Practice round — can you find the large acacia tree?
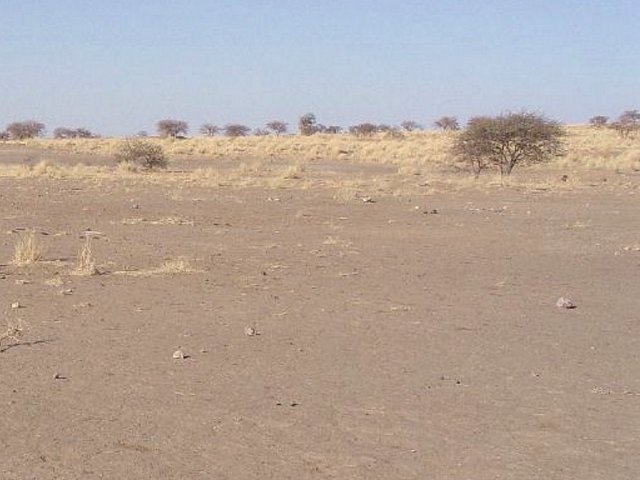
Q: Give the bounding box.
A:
[156,119,189,138]
[6,120,46,140]
[298,113,317,136]
[453,112,564,176]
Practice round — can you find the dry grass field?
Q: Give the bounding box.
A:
[1,127,639,479]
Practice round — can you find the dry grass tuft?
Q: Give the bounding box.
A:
[72,237,99,276]
[281,163,306,179]
[121,216,194,226]
[0,318,26,349]
[116,160,139,174]
[333,186,358,203]
[12,231,44,266]
[114,258,198,277]
[155,259,196,274]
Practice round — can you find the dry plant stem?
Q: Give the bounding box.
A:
[74,237,98,275]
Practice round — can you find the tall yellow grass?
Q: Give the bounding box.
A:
[17,126,638,171]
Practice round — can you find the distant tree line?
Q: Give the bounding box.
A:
[53,127,99,139]
[1,110,637,145]
[589,110,640,138]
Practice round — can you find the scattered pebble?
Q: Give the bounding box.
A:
[60,289,74,296]
[244,326,258,337]
[556,297,577,309]
[361,196,375,203]
[11,302,21,309]
[52,373,66,380]
[15,279,31,285]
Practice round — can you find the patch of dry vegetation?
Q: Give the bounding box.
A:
[113,259,198,277]
[554,125,640,170]
[0,127,635,199]
[17,126,639,172]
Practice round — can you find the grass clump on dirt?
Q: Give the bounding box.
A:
[12,231,44,266]
[115,140,168,171]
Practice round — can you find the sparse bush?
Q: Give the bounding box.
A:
[400,120,422,132]
[115,140,168,170]
[0,131,8,141]
[609,110,640,138]
[253,128,270,136]
[156,119,189,138]
[266,120,288,136]
[452,111,564,176]
[298,113,317,136]
[589,116,609,128]
[6,120,45,140]
[199,123,219,136]
[434,116,460,131]
[224,124,251,137]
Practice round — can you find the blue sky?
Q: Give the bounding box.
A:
[1,0,638,136]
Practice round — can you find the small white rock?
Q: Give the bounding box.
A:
[172,349,185,360]
[244,326,257,336]
[11,302,21,309]
[556,297,577,309]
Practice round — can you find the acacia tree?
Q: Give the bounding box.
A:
[199,123,220,136]
[400,120,422,132]
[266,120,288,136]
[589,116,608,128]
[156,119,188,138]
[224,124,251,137]
[434,116,460,131]
[452,112,564,177]
[6,120,45,140]
[298,113,317,136]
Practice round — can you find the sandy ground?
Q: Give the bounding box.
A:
[1,150,639,479]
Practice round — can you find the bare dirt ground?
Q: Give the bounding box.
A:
[1,149,639,479]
